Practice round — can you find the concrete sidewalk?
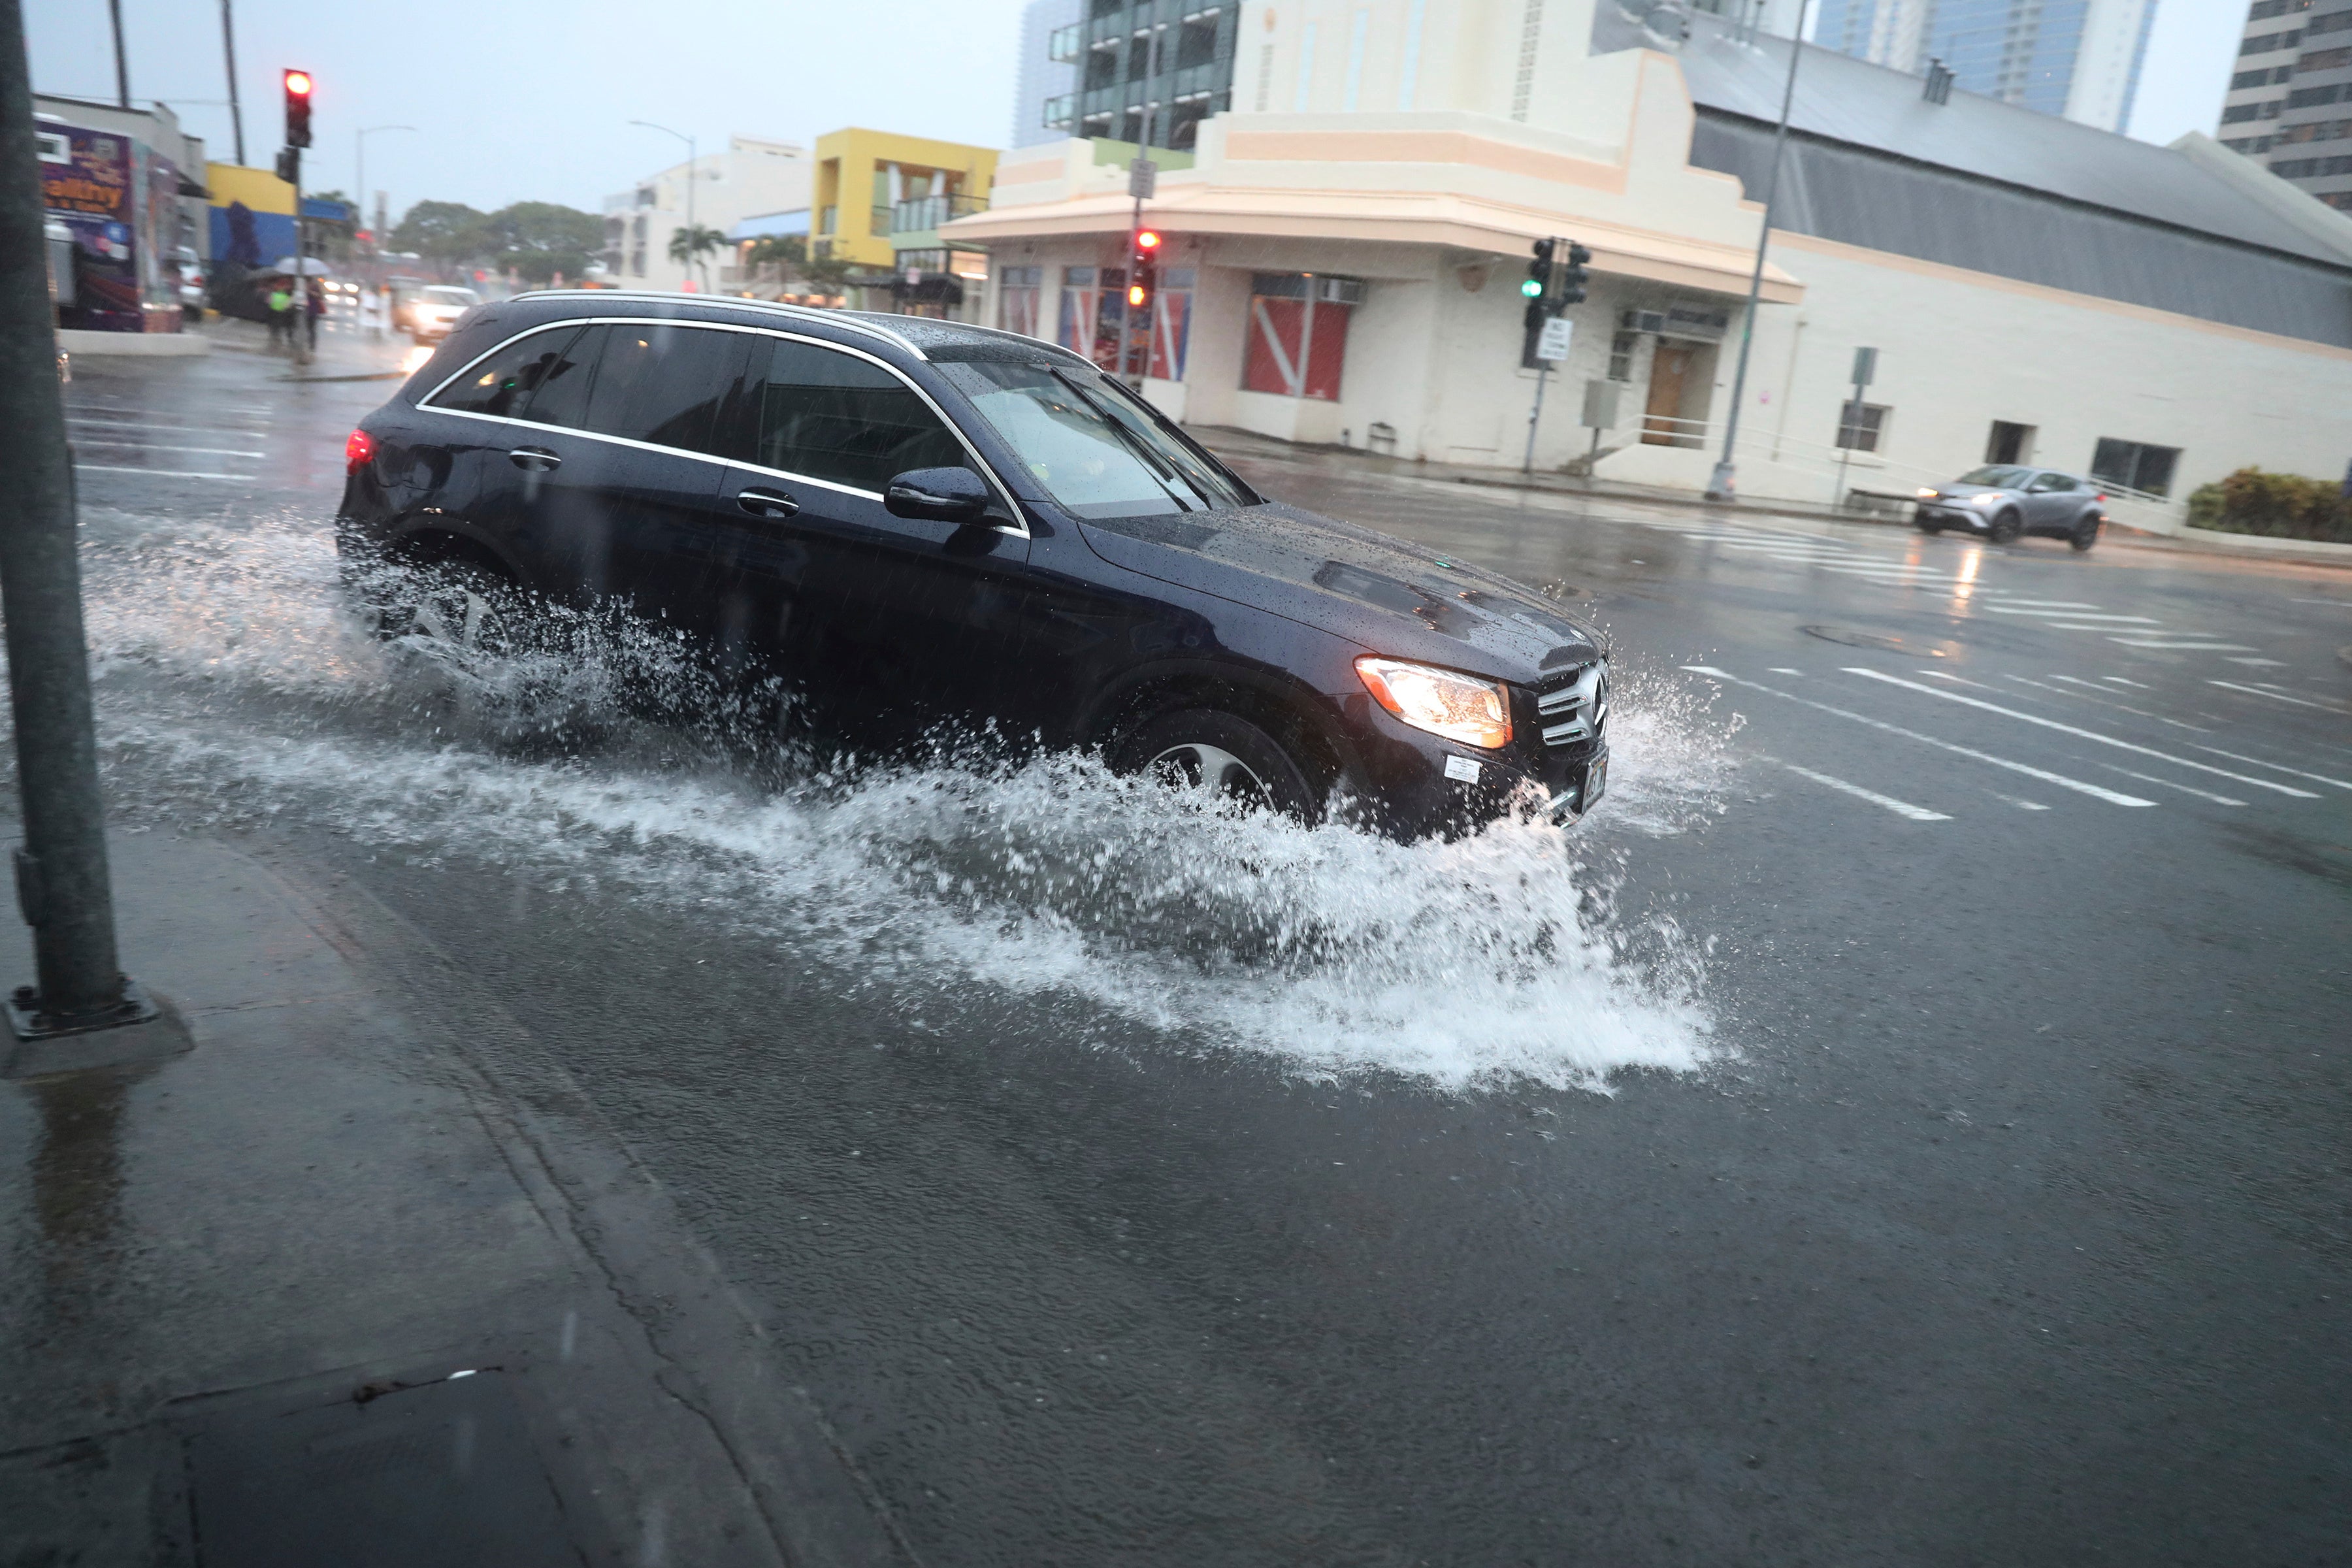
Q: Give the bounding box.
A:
[0,828,907,1567]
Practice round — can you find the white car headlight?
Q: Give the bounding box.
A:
[1972,493,2006,507]
[1356,657,1512,750]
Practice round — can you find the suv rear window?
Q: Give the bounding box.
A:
[427,325,584,419]
[575,324,749,456]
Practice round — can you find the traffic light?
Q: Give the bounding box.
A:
[274,146,299,184]
[284,69,313,149]
[1523,237,1554,334]
[1558,241,1592,308]
[1128,227,1162,310]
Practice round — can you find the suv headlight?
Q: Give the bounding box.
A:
[1355,657,1512,749]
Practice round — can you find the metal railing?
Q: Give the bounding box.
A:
[889,193,990,236]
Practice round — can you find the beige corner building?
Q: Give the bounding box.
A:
[949,0,2352,517]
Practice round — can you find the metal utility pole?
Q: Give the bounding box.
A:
[630,120,698,291]
[355,125,414,252]
[1705,0,1811,503]
[105,0,129,108]
[1121,9,1162,387]
[219,0,244,164]
[0,0,144,1036]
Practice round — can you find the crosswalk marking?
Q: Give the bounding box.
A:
[1776,760,1952,821]
[1984,607,2161,623]
[2097,764,2245,806]
[1842,669,2322,797]
[71,464,248,482]
[2112,639,2258,651]
[1682,666,2157,806]
[2207,681,2348,713]
[2190,745,2352,791]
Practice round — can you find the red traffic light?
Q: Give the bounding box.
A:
[284,69,314,148]
[1135,229,1162,252]
[284,69,312,97]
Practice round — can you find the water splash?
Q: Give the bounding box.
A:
[71,515,1731,1093]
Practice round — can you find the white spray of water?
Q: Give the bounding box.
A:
[73,516,1736,1093]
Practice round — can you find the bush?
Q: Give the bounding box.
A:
[2186,466,2352,543]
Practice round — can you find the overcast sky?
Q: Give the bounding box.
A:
[27,0,2248,224]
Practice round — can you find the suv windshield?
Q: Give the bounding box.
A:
[938,359,1255,518]
[1957,465,2031,487]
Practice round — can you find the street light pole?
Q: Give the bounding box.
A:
[630,120,698,292]
[1705,0,1810,503]
[355,124,414,251]
[218,0,244,163]
[0,0,152,1040]
[105,0,128,108]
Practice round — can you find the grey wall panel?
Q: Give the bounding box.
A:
[1691,113,2352,347]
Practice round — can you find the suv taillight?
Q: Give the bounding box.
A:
[344,427,376,475]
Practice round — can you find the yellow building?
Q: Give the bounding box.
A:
[811,128,998,271]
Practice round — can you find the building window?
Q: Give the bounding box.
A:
[1049,21,1085,60]
[2249,0,2314,17]
[2243,28,2304,53]
[2301,45,2352,69]
[1178,8,1222,67]
[2090,438,2181,497]
[1607,329,1637,382]
[1835,400,1890,453]
[2312,7,2352,32]
[1149,267,1196,381]
[998,265,1044,338]
[1243,273,1361,400]
[1043,93,1075,129]
[2325,189,2352,207]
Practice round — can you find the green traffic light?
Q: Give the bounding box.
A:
[1520,278,1543,298]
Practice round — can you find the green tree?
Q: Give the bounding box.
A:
[389,200,493,262]
[484,201,604,284]
[667,222,727,272]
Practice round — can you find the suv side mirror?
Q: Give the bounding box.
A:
[885,466,992,524]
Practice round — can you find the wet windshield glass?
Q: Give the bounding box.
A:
[939,360,1254,518]
[1957,465,2031,487]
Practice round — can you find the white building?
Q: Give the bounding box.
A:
[945,0,2352,515]
[602,135,811,293]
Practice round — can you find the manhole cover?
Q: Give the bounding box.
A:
[1801,624,1948,657]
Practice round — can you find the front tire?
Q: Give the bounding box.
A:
[1989,508,2023,544]
[1112,707,1318,821]
[1916,514,1942,536]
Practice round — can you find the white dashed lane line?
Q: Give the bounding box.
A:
[1842,669,2321,797]
[1682,666,2157,806]
[1773,760,1953,821]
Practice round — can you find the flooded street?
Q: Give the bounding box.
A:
[20,345,2352,1565]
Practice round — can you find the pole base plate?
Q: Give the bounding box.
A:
[3,979,190,1078]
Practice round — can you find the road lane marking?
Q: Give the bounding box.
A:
[2224,657,2287,666]
[1982,599,2100,609]
[1984,608,2162,623]
[69,416,269,438]
[2110,639,2259,651]
[2097,764,2245,806]
[2010,674,2208,730]
[71,440,265,459]
[2206,680,2349,713]
[2046,622,2163,631]
[1841,669,2322,798]
[2190,745,2352,791]
[1992,794,2051,810]
[1774,760,1952,821]
[71,464,249,481]
[2100,676,2149,687]
[1681,666,2157,806]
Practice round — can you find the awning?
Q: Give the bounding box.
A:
[942,186,1802,304]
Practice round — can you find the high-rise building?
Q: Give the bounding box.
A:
[2220,0,2352,211]
[1013,0,1240,152]
[1808,0,2158,130]
[1013,0,1084,149]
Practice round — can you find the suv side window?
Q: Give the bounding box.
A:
[508,322,604,431]
[427,325,583,417]
[748,337,969,493]
[2029,472,2074,493]
[576,323,751,457]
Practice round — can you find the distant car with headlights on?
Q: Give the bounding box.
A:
[1914,465,2107,551]
[393,284,482,344]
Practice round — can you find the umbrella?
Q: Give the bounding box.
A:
[270,256,333,276]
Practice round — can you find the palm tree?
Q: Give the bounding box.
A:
[666,223,727,291]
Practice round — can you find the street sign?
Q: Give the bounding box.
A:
[1581,378,1619,429]
[1851,345,1878,387]
[1128,158,1158,199]
[1537,316,1574,363]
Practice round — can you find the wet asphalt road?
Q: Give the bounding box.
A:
[38,342,2352,1565]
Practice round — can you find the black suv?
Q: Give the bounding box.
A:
[336,292,1610,836]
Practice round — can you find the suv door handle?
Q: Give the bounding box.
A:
[736,488,799,519]
[508,447,560,472]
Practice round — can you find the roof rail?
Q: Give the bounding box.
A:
[506,289,928,359]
